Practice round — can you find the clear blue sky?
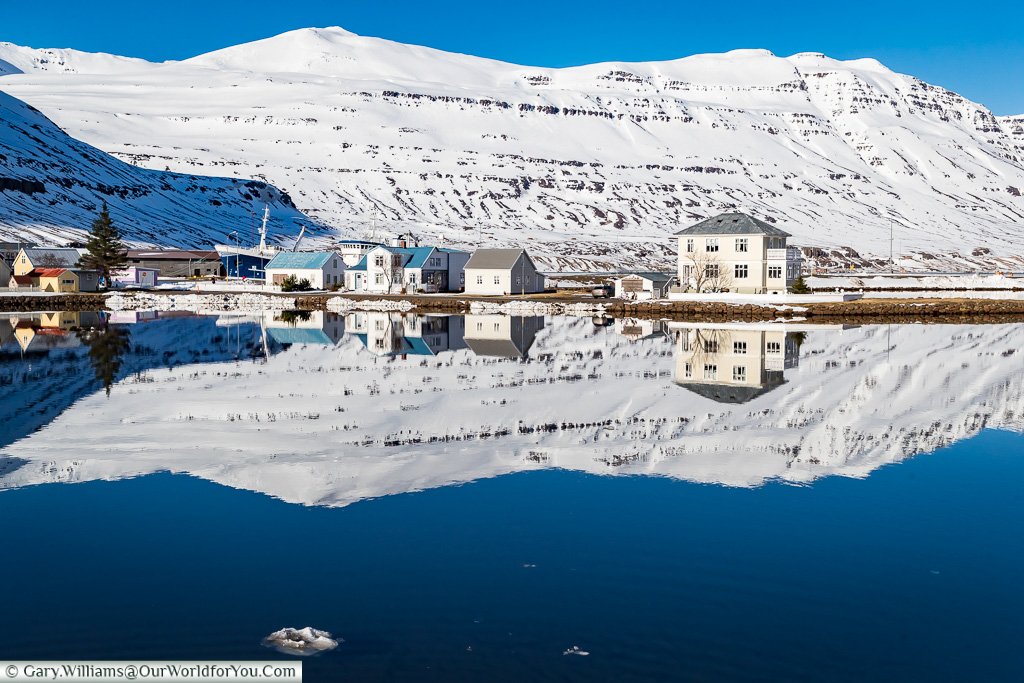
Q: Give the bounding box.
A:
[4,0,1022,114]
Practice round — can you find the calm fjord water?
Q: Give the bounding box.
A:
[1,312,1022,681]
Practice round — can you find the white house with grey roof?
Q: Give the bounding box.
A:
[675,213,802,294]
[463,249,545,296]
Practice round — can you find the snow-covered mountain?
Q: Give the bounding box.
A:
[2,28,1024,268]
[2,318,1022,506]
[0,89,312,246]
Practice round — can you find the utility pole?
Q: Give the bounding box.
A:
[889,218,894,274]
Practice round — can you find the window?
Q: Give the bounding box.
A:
[767,341,781,353]
[705,264,719,279]
[705,238,719,252]
[494,323,500,331]
[686,238,695,253]
[476,322,483,331]
[408,273,416,283]
[733,366,747,381]
[375,273,384,285]
[684,362,692,378]
[734,264,749,279]
[375,320,386,331]
[494,275,501,285]
[682,265,692,280]
[476,275,483,285]
[734,341,747,354]
[735,238,748,252]
[703,339,718,353]
[374,255,385,268]
[768,266,783,279]
[703,364,717,380]
[333,259,338,268]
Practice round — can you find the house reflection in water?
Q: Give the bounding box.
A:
[614,317,669,342]
[671,323,800,403]
[463,315,545,359]
[265,310,346,346]
[8,312,104,353]
[345,312,467,356]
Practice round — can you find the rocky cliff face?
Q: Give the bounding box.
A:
[1,29,1023,268]
[0,89,314,246]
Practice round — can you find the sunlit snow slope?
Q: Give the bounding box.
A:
[0,89,314,246]
[2,28,1024,267]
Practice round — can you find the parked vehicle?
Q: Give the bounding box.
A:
[592,284,614,298]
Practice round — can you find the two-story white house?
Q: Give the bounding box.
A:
[345,246,470,293]
[675,213,802,294]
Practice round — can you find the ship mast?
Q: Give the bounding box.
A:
[258,205,270,254]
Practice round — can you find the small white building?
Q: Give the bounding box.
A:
[264,251,347,290]
[613,272,675,300]
[463,249,545,296]
[111,266,158,288]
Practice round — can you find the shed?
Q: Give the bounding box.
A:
[613,272,675,300]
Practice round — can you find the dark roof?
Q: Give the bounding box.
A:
[465,249,529,270]
[22,248,82,265]
[127,249,220,260]
[675,213,791,237]
[464,337,528,358]
[676,373,786,404]
[619,272,675,284]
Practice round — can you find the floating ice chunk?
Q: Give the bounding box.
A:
[563,645,589,656]
[263,627,340,656]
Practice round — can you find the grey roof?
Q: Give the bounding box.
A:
[465,248,528,270]
[465,338,528,358]
[619,272,675,284]
[22,248,82,266]
[676,372,786,404]
[675,213,791,237]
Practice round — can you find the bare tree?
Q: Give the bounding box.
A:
[37,253,70,268]
[680,252,733,293]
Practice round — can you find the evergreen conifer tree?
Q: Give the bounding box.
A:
[77,323,131,396]
[81,202,127,287]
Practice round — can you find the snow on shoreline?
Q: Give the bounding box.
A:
[106,292,296,312]
[467,300,608,315]
[326,297,414,312]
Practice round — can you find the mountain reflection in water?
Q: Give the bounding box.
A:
[1,311,1021,506]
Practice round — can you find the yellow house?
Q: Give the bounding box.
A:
[13,248,83,276]
[35,268,80,293]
